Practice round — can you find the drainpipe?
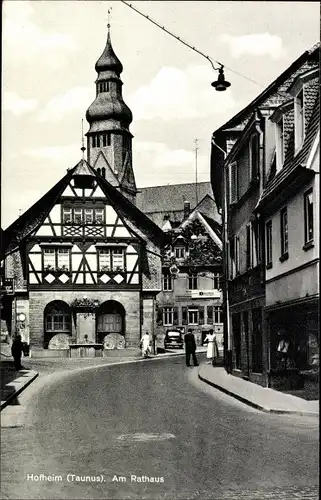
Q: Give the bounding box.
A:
[152,295,156,355]
[211,138,232,373]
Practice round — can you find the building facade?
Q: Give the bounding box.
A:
[211,43,319,386]
[1,28,165,357]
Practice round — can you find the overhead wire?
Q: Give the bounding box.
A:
[120,0,292,99]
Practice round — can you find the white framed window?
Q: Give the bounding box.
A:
[246,224,252,270]
[43,248,70,271]
[214,306,222,324]
[280,207,288,257]
[304,189,313,244]
[57,248,70,271]
[266,220,273,268]
[112,249,124,271]
[163,307,174,326]
[235,236,240,275]
[175,246,185,259]
[95,209,104,223]
[188,274,198,290]
[85,209,93,224]
[249,134,259,181]
[188,308,199,325]
[98,249,111,271]
[275,117,284,172]
[43,248,56,270]
[228,161,238,204]
[213,273,220,290]
[74,208,82,224]
[63,208,72,223]
[163,274,172,291]
[294,89,304,153]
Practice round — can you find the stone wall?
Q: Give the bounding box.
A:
[29,290,141,352]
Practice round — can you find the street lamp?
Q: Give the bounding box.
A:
[211,137,232,373]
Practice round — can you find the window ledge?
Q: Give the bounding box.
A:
[303,241,314,251]
[266,262,273,270]
[279,252,289,263]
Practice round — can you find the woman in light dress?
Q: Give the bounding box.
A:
[204,329,219,366]
[140,332,151,358]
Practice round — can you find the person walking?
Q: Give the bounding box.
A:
[11,335,24,370]
[204,329,219,366]
[140,332,151,358]
[184,329,199,367]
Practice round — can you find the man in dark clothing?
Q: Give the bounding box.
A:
[184,329,199,367]
[11,335,24,370]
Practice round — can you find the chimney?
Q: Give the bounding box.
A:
[184,201,191,219]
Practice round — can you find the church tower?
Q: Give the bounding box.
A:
[85,25,137,203]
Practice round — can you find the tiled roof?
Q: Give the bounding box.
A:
[257,89,319,207]
[136,182,213,214]
[2,163,167,257]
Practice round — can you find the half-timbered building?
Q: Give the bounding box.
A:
[1,27,166,357]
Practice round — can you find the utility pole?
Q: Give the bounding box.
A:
[194,139,199,206]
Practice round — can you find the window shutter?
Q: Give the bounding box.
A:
[182,307,188,325]
[199,306,205,325]
[207,306,213,325]
[229,162,238,204]
[173,307,179,325]
[156,307,163,326]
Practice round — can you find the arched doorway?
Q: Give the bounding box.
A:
[96,300,125,349]
[44,300,71,349]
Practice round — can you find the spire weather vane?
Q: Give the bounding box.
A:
[108,7,112,29]
[81,119,86,159]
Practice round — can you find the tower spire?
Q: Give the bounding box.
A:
[81,119,86,159]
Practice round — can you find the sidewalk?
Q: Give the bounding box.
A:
[199,364,319,416]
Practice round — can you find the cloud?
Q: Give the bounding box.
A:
[219,33,286,59]
[24,143,80,164]
[37,87,93,122]
[128,65,235,121]
[134,141,209,185]
[3,1,77,57]
[3,91,38,115]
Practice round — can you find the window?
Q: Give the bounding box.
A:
[45,303,71,332]
[235,236,240,275]
[63,207,105,224]
[92,135,96,148]
[98,249,111,271]
[188,308,199,325]
[163,274,172,291]
[163,307,174,326]
[63,208,72,223]
[214,306,222,324]
[188,274,198,290]
[246,224,252,270]
[57,248,70,271]
[43,248,55,270]
[74,208,82,224]
[98,248,124,272]
[102,133,111,147]
[43,248,70,271]
[295,89,304,152]
[228,238,237,279]
[96,134,100,148]
[85,209,93,224]
[304,189,313,244]
[213,273,220,290]
[275,118,284,171]
[175,246,185,259]
[229,161,238,204]
[280,207,288,258]
[266,220,272,268]
[249,134,259,181]
[113,249,124,270]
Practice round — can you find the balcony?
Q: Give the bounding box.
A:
[191,289,222,300]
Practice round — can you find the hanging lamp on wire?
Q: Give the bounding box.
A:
[211,65,231,91]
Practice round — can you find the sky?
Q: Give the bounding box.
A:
[2,0,319,229]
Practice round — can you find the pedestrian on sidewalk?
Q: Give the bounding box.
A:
[184,329,199,367]
[11,335,24,370]
[204,329,219,366]
[140,332,151,358]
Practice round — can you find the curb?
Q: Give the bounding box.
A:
[198,372,319,417]
[1,371,39,411]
